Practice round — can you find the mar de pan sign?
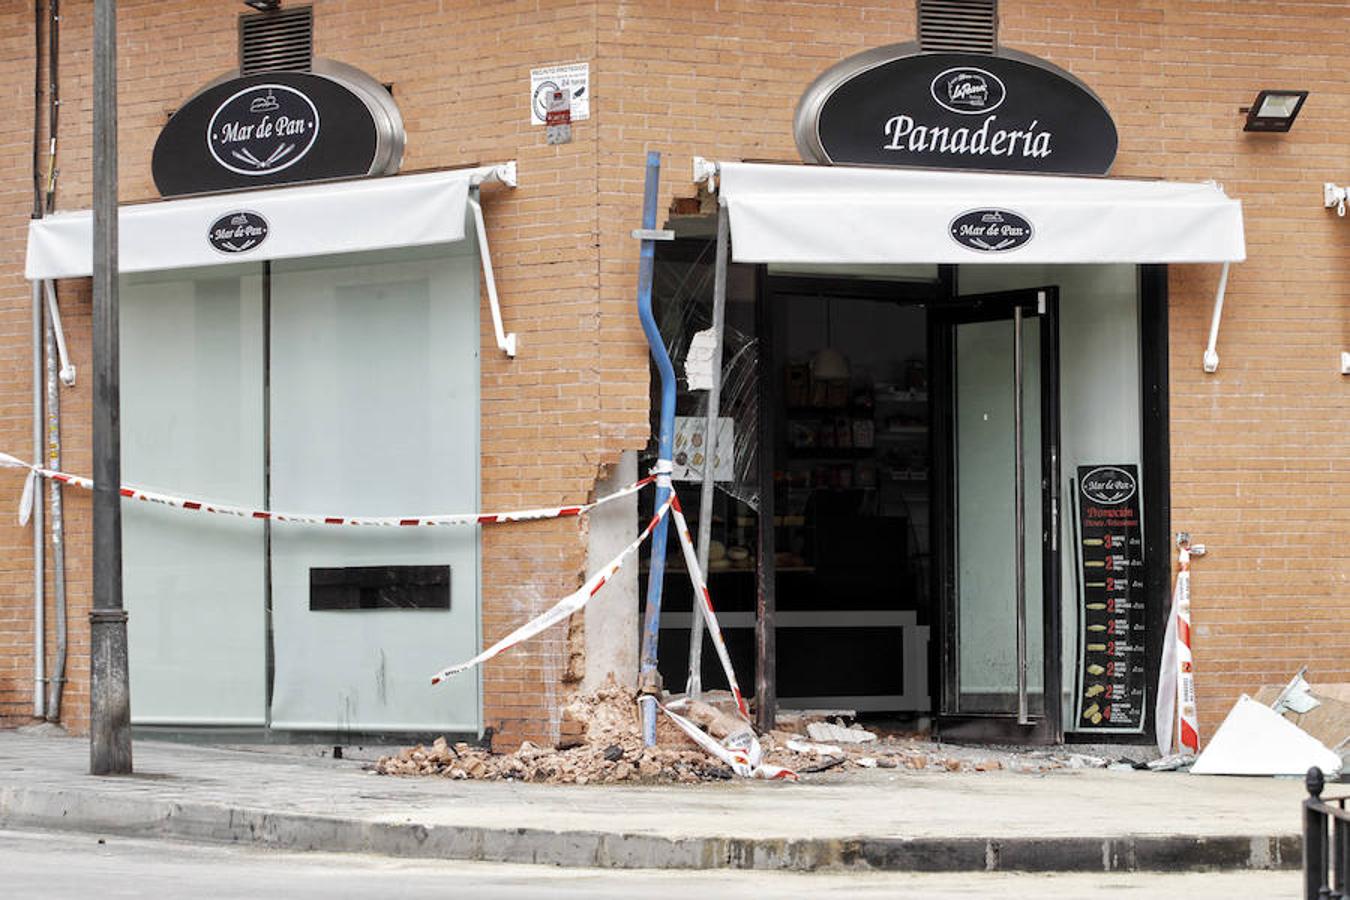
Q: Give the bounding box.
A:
[152,68,404,197]
[795,43,1118,175]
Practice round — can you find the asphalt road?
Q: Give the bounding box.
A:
[0,828,1301,899]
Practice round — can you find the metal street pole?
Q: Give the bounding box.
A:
[89,0,131,776]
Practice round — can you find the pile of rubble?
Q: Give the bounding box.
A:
[373,680,758,784]
[373,678,1115,784]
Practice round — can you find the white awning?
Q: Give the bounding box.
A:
[709,161,1245,265]
[25,164,516,279]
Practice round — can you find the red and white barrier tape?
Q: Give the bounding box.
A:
[429,493,675,685]
[1156,546,1200,756]
[0,452,653,529]
[429,463,779,779]
[667,494,749,719]
[660,701,797,781]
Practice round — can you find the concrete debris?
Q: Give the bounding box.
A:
[374,679,761,785]
[374,678,1147,786]
[806,722,877,744]
[680,698,745,740]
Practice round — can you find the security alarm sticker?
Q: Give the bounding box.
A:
[208,212,269,254]
[207,84,320,176]
[530,62,590,125]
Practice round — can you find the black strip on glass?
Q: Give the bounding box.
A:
[309,565,451,611]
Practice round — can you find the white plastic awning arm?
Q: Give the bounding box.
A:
[1325,183,1348,217]
[42,280,76,386]
[1202,262,1231,373]
[467,161,518,358]
[693,156,719,193]
[471,161,518,189]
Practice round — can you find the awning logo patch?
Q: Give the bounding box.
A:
[949,209,1033,252]
[208,211,269,254]
[207,84,320,177]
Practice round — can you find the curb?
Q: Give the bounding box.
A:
[0,785,1301,873]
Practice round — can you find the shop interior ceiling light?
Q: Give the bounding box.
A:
[1241,90,1308,132]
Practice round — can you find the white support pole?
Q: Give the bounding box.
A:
[467,191,517,358]
[1202,262,1231,373]
[686,199,730,697]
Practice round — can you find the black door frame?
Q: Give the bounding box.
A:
[931,284,1063,744]
[744,263,1169,746]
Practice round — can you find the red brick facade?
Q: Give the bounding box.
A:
[0,1,1345,746]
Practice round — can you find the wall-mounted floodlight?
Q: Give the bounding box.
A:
[243,0,281,11]
[1242,90,1308,132]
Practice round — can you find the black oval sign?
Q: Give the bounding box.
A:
[208,211,269,254]
[207,84,320,176]
[1080,466,1137,505]
[796,44,1118,175]
[153,70,395,197]
[949,209,1033,253]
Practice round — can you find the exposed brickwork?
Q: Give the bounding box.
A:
[0,1,1345,750]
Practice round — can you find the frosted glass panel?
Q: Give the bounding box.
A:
[269,246,480,733]
[120,266,266,725]
[954,318,1043,713]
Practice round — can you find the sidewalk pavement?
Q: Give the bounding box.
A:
[0,730,1309,873]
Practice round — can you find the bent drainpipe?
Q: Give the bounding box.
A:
[31,279,45,719]
[1202,262,1231,373]
[636,151,676,746]
[44,282,69,722]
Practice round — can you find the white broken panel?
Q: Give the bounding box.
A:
[1191,694,1343,777]
[806,721,877,744]
[685,327,717,391]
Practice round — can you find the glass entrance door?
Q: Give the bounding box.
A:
[934,287,1061,743]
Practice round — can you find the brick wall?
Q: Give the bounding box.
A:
[0,0,1345,747]
[0,0,627,747]
[594,0,1348,738]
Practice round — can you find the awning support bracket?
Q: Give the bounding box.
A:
[42,281,77,386]
[1202,262,1231,373]
[468,186,517,358]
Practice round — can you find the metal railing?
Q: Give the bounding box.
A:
[1305,767,1349,899]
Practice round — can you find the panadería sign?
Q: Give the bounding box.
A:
[153,62,404,197]
[795,44,1118,175]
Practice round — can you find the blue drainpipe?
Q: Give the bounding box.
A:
[636,150,675,746]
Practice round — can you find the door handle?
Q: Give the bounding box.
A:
[1050,496,1059,552]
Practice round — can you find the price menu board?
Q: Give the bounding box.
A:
[1074,464,1146,733]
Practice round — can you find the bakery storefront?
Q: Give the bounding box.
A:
[648,43,1244,743]
[24,60,518,737]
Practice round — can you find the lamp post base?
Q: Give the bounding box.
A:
[89,608,132,775]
